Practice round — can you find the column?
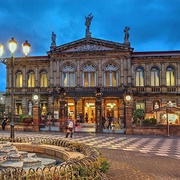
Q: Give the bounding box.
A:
[33,105,40,132]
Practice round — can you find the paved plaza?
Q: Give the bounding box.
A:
[1,131,180,179]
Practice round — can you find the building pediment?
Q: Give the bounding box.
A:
[47,38,133,55]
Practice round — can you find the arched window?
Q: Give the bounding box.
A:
[83,64,96,87]
[166,66,175,86]
[27,71,35,87]
[40,70,48,87]
[15,71,23,87]
[62,65,75,87]
[104,64,118,86]
[151,66,160,86]
[135,66,144,86]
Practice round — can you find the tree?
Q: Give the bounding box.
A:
[133,109,145,127]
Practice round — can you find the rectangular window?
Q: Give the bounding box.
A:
[166,71,175,86]
[69,72,75,87]
[112,71,116,86]
[84,72,88,87]
[15,101,22,115]
[28,74,35,87]
[136,102,145,110]
[62,72,68,86]
[105,72,110,86]
[16,74,22,87]
[136,72,144,86]
[40,74,47,87]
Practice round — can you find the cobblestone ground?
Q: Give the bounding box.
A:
[99,148,180,180]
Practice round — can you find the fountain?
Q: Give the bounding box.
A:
[0,141,57,170]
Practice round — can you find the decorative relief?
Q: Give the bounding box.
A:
[64,44,113,52]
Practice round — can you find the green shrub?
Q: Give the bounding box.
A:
[142,118,157,126]
[150,118,157,125]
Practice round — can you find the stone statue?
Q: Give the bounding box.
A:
[51,31,56,45]
[124,26,130,44]
[85,13,93,38]
[50,31,56,51]
[28,101,32,116]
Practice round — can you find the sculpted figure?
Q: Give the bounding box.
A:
[124,26,130,43]
[51,31,56,44]
[85,13,93,38]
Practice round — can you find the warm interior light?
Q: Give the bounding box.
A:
[22,40,31,56]
[8,38,17,54]
[0,43,4,56]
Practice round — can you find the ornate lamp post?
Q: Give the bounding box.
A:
[0,38,31,139]
[166,101,173,137]
[94,87,103,133]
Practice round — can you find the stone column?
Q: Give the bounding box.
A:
[124,94,133,134]
[125,105,133,134]
[95,88,103,133]
[95,98,102,133]
[33,105,40,132]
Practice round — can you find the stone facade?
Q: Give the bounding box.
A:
[3,30,180,134]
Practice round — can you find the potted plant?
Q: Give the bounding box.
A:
[133,109,145,127]
[20,114,33,124]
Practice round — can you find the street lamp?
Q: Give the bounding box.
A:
[0,38,31,139]
[166,101,173,137]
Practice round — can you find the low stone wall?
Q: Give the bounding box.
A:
[0,124,34,131]
[14,143,84,161]
[132,126,180,136]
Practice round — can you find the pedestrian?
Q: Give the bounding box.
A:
[102,116,106,129]
[107,114,112,129]
[2,116,8,130]
[65,119,75,138]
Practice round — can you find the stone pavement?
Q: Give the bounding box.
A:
[1,131,180,179]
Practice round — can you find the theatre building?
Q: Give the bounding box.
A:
[2,15,180,135]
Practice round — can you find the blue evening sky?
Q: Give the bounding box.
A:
[0,0,180,91]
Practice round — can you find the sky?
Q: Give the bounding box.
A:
[0,0,180,91]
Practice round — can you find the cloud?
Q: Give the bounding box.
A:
[1,0,180,90]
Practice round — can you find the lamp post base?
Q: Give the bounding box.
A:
[10,123,15,139]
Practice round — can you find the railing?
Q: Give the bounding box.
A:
[5,86,179,95]
[0,137,108,180]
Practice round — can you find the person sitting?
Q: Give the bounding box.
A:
[65,119,75,138]
[2,116,8,131]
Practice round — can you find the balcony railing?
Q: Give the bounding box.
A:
[5,85,179,95]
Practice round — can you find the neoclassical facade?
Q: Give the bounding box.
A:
[3,16,180,133]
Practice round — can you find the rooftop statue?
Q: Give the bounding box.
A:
[50,31,56,50]
[51,31,56,45]
[124,26,130,45]
[85,13,93,38]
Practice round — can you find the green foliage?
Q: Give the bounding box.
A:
[99,158,110,173]
[142,118,157,126]
[133,109,145,120]
[150,118,157,125]
[20,114,33,124]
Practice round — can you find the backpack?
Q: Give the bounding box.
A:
[68,121,74,128]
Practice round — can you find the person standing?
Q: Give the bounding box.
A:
[107,114,112,129]
[65,119,75,138]
[2,116,8,130]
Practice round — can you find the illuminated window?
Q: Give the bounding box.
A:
[135,66,144,86]
[62,65,75,87]
[166,66,175,86]
[151,67,160,86]
[136,102,145,110]
[104,64,118,86]
[15,100,22,115]
[16,71,23,87]
[40,70,48,87]
[28,71,35,87]
[83,64,96,87]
